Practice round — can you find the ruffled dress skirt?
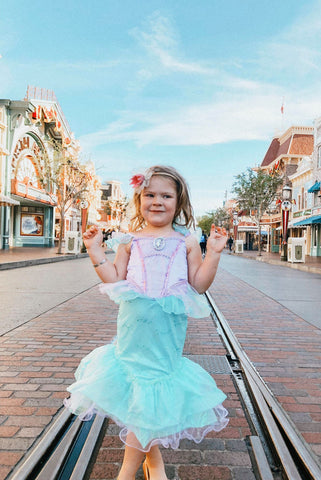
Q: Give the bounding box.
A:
[64,282,228,451]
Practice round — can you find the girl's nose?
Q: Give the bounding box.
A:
[152,196,162,205]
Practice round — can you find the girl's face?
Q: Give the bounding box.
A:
[140,175,177,229]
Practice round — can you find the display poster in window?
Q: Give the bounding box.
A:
[20,214,44,236]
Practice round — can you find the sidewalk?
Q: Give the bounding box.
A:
[230,248,321,274]
[0,247,88,270]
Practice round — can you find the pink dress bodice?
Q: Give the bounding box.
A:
[99,232,210,318]
[126,237,187,298]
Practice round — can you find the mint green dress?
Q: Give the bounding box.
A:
[64,234,228,451]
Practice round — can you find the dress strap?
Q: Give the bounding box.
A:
[172,224,191,237]
[106,233,133,253]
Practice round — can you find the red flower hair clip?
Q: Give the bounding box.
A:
[130,174,145,189]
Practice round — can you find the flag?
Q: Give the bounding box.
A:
[281,98,284,114]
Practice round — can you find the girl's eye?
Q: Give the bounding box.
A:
[164,195,172,199]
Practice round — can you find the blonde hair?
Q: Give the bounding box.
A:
[130,165,195,231]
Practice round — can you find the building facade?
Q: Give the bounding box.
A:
[260,126,314,253]
[0,88,77,249]
[291,118,321,256]
[99,180,126,230]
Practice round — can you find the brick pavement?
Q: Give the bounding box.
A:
[0,284,255,480]
[0,287,117,480]
[209,268,321,463]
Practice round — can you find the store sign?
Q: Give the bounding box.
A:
[14,180,57,204]
[293,211,302,218]
[11,134,57,205]
[12,135,40,165]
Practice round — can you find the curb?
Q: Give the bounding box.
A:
[0,253,89,270]
[232,252,321,275]
[0,249,114,271]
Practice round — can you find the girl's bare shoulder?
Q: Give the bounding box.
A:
[185,233,199,254]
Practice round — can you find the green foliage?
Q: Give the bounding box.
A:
[197,207,230,234]
[35,139,99,254]
[232,168,283,254]
[197,213,213,234]
[232,168,283,218]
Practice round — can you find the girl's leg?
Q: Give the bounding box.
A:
[117,444,145,480]
[145,445,168,480]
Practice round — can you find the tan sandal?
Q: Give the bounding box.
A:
[143,460,150,480]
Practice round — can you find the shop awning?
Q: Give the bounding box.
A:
[293,215,321,226]
[0,194,20,207]
[308,181,321,193]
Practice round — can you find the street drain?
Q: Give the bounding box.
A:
[186,354,232,374]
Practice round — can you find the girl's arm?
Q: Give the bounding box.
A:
[83,225,130,283]
[187,225,227,293]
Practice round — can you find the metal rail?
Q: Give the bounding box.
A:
[7,409,106,480]
[206,290,321,480]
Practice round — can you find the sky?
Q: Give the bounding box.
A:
[1,0,321,216]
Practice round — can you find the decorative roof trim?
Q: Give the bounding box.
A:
[278,126,313,144]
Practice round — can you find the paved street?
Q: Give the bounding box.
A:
[220,252,321,329]
[0,253,320,479]
[0,258,100,335]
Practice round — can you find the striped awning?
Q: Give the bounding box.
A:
[0,195,20,206]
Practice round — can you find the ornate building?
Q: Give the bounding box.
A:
[260,126,314,253]
[0,87,77,249]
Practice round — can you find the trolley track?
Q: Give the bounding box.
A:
[205,290,321,480]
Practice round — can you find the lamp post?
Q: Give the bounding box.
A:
[233,211,239,252]
[280,184,292,261]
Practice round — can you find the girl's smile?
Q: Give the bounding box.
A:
[140,176,177,229]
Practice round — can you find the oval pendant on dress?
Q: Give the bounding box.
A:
[153,237,166,251]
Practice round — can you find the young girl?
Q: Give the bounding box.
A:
[64,166,228,480]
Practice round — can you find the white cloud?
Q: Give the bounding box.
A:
[131,11,216,75]
[78,90,282,149]
[78,7,321,152]
[79,81,321,151]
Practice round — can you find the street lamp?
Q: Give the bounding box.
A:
[232,211,239,252]
[280,184,292,261]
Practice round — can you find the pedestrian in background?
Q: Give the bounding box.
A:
[65,165,228,480]
[199,230,207,255]
[227,235,234,252]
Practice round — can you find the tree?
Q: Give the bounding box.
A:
[232,168,283,254]
[36,139,100,254]
[197,207,230,234]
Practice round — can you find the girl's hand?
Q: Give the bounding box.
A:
[207,224,227,254]
[83,225,103,251]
